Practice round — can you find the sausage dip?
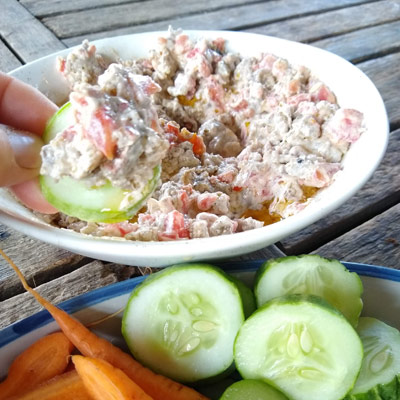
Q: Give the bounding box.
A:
[39,28,364,241]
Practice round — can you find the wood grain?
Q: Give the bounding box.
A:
[0,39,21,73]
[279,129,400,255]
[0,245,285,329]
[0,260,143,329]
[312,20,400,63]
[43,0,263,38]
[20,0,141,17]
[245,0,400,43]
[0,225,85,301]
[312,202,400,269]
[63,0,375,45]
[0,0,65,62]
[358,52,400,128]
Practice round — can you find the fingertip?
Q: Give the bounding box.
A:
[11,178,58,214]
[0,73,58,136]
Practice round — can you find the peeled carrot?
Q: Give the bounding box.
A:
[73,355,153,400]
[10,370,91,400]
[1,249,209,400]
[0,332,74,399]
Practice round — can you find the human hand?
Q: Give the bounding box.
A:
[0,71,58,213]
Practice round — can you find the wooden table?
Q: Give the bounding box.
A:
[0,0,399,329]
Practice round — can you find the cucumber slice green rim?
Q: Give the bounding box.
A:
[225,274,256,319]
[234,294,363,400]
[219,379,289,400]
[40,102,161,223]
[344,317,400,399]
[122,264,245,383]
[254,255,363,327]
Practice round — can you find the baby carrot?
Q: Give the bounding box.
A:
[0,332,74,399]
[73,355,153,400]
[11,370,91,400]
[1,249,209,400]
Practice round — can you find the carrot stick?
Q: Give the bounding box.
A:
[0,332,74,399]
[1,249,209,400]
[73,355,154,400]
[10,370,91,400]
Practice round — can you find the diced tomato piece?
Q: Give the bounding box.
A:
[197,193,218,211]
[207,76,225,111]
[328,109,363,143]
[232,99,248,112]
[84,108,116,160]
[113,222,135,236]
[233,186,243,192]
[217,170,235,184]
[132,75,161,95]
[212,37,225,53]
[179,190,190,214]
[158,211,190,240]
[57,58,66,73]
[187,48,200,58]
[288,93,312,108]
[164,122,205,156]
[310,83,336,104]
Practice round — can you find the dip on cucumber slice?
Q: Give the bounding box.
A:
[39,103,161,223]
[234,294,363,400]
[345,317,400,400]
[122,264,245,383]
[254,255,363,327]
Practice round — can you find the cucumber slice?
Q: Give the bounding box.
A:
[226,275,256,319]
[234,294,363,400]
[122,264,245,383]
[254,255,363,327]
[40,102,161,223]
[220,379,289,400]
[344,317,400,400]
[43,102,74,143]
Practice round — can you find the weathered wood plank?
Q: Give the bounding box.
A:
[358,52,400,128]
[20,0,140,17]
[63,0,375,46]
[0,260,144,329]
[311,202,400,269]
[0,39,21,73]
[0,0,65,63]
[245,0,400,43]
[43,0,264,38]
[0,244,284,329]
[279,129,400,255]
[312,20,400,63]
[0,225,85,301]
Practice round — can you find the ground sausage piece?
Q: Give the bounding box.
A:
[199,119,242,157]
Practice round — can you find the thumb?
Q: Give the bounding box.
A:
[0,123,44,186]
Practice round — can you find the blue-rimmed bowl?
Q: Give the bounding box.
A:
[1,260,399,392]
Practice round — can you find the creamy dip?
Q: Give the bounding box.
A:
[41,28,364,241]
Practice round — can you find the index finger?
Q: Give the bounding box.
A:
[0,72,58,136]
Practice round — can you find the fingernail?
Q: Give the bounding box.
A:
[5,126,43,169]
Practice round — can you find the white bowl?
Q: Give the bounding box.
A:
[0,31,389,267]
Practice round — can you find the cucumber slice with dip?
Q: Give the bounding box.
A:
[40,103,161,223]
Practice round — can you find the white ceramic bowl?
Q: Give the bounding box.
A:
[0,31,389,267]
